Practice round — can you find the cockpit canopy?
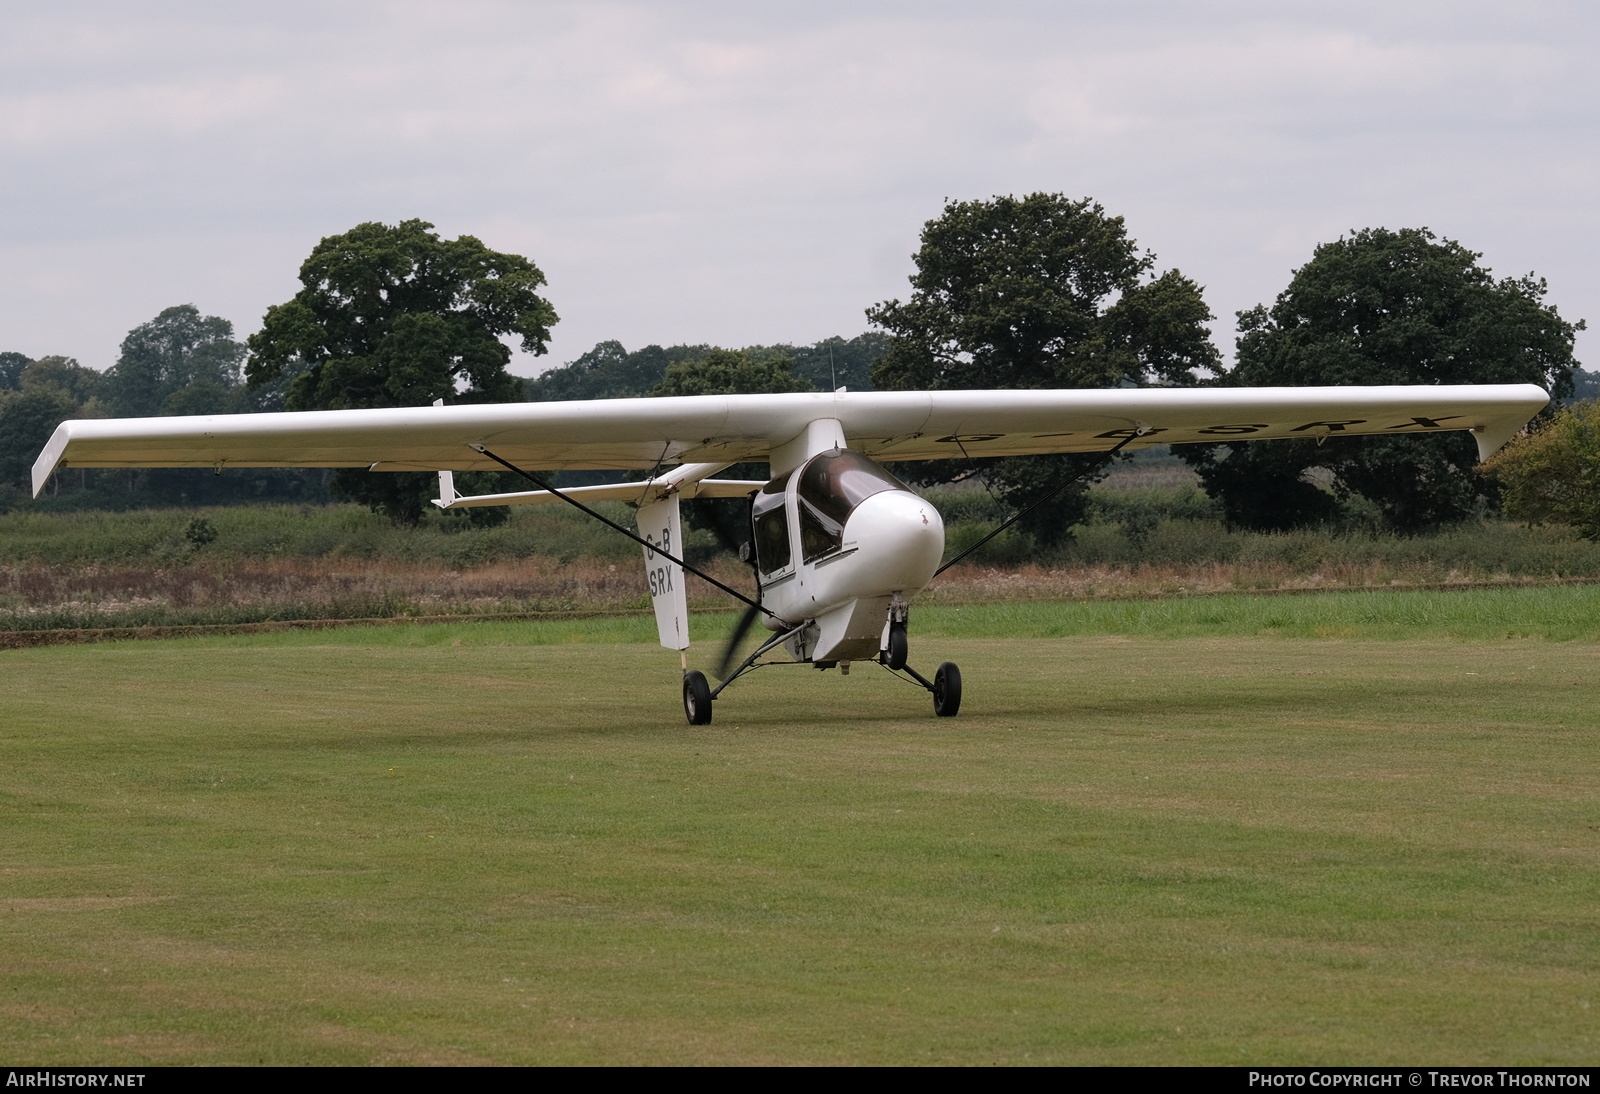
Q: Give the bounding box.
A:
[751,449,913,574]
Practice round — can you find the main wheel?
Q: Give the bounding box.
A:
[932,662,962,717]
[885,621,908,671]
[683,669,713,725]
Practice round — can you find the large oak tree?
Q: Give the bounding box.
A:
[1182,228,1583,532]
[867,194,1220,544]
[247,219,557,524]
[104,305,246,419]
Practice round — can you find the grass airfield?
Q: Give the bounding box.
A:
[2,594,1598,1064]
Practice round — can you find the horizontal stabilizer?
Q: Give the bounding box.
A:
[432,474,763,510]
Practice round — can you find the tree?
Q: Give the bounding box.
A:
[744,333,886,391]
[1181,228,1584,533]
[1481,401,1600,539]
[523,334,885,403]
[0,386,80,501]
[869,195,1218,392]
[649,348,815,398]
[867,193,1220,544]
[19,356,103,405]
[0,340,330,511]
[1571,367,1600,403]
[247,219,558,524]
[96,311,333,507]
[650,349,815,553]
[526,341,705,402]
[0,351,29,391]
[0,357,101,503]
[103,305,245,418]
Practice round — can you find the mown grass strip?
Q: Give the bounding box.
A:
[18,582,1595,651]
[914,582,1600,642]
[1,635,1595,1063]
[0,609,654,650]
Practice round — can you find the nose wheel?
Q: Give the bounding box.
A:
[885,620,908,670]
[879,615,962,717]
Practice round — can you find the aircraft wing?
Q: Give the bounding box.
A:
[32,384,1549,496]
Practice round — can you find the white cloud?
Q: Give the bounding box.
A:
[0,1,1593,373]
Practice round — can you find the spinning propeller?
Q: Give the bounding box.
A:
[715,602,763,682]
[682,494,768,683]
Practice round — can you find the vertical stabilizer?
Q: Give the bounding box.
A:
[638,495,690,651]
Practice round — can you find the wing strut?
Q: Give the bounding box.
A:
[933,430,1142,577]
[471,445,776,620]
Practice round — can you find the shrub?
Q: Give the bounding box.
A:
[1482,400,1600,539]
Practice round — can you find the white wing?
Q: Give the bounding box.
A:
[33,385,1548,496]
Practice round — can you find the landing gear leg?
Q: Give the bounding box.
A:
[893,659,963,718]
[683,669,713,725]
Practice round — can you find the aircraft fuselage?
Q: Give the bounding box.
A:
[752,447,944,664]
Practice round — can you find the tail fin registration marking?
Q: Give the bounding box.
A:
[638,495,689,651]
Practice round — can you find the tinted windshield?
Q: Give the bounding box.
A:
[797,450,909,526]
[796,450,910,562]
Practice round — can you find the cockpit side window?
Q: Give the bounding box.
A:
[795,449,911,563]
[798,499,842,563]
[751,468,794,574]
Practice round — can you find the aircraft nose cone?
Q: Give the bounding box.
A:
[843,489,945,594]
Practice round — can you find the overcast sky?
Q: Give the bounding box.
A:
[2,0,1595,377]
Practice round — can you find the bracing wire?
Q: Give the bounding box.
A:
[933,431,1141,577]
[472,445,776,619]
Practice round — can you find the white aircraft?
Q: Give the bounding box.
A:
[32,384,1548,723]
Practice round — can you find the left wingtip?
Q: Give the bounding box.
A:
[31,422,72,497]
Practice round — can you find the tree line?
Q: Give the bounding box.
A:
[865,197,1589,542]
[0,225,885,520]
[0,307,333,511]
[4,205,1594,544]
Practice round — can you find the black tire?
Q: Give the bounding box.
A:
[886,621,908,671]
[683,669,713,725]
[932,662,962,717]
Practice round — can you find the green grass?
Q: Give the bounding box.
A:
[0,502,645,566]
[914,583,1600,642]
[8,498,1600,579]
[1,598,1597,1063]
[90,582,1600,651]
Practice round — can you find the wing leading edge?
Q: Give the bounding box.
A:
[32,385,1549,497]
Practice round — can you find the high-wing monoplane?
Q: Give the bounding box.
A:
[32,384,1549,723]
